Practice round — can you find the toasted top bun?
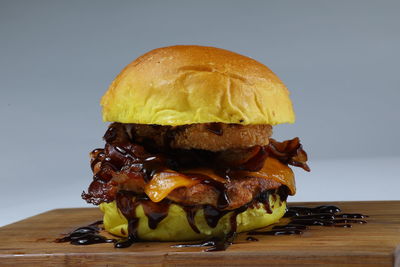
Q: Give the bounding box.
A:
[101,45,295,126]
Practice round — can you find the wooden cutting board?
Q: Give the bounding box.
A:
[0,201,399,267]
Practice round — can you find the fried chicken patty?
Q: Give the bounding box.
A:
[127,123,273,151]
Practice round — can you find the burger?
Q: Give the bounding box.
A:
[82,45,309,248]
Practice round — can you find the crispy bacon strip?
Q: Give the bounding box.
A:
[267,138,310,172]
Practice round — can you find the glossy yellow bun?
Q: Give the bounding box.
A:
[99,193,286,241]
[101,45,295,126]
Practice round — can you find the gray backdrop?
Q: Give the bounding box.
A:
[1,0,399,225]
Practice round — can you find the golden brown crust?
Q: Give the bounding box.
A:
[101,45,295,126]
[129,123,272,151]
[172,124,272,151]
[130,45,282,83]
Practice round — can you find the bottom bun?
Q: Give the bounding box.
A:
[100,193,286,241]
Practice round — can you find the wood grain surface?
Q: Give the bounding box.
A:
[0,201,399,267]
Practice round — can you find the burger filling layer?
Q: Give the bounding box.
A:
[82,123,309,210]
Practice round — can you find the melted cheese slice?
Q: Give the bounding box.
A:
[144,158,296,202]
[242,157,296,195]
[145,170,198,202]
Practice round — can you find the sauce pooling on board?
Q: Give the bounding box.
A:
[247,205,368,236]
[55,220,116,245]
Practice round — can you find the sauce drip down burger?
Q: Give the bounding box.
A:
[82,45,310,245]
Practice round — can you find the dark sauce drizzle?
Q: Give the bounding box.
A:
[247,205,368,237]
[185,173,231,210]
[113,191,172,248]
[56,202,368,251]
[171,188,281,251]
[170,204,367,251]
[246,236,259,242]
[55,220,116,245]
